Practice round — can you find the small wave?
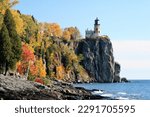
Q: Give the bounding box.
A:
[101,93,113,97]
[117,92,127,95]
[92,90,103,95]
[116,97,129,100]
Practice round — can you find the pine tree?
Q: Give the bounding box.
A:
[4,9,22,69]
[0,23,12,75]
[45,48,50,76]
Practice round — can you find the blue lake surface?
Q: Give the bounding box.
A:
[74,80,150,100]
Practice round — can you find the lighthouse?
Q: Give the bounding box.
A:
[85,18,100,38]
[94,17,100,37]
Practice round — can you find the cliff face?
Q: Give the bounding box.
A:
[76,36,120,83]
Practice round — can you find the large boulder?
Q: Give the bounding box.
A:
[121,77,129,83]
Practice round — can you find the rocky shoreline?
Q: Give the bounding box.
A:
[0,76,114,100]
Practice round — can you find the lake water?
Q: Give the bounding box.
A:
[74,80,150,100]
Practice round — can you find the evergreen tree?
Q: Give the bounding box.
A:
[45,47,51,76]
[0,23,12,75]
[4,9,22,69]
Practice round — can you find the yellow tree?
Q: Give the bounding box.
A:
[11,10,24,36]
[62,30,70,41]
[38,22,63,38]
[21,14,38,44]
[39,22,51,37]
[49,23,62,37]
[38,23,53,49]
[0,0,19,14]
[56,65,65,80]
[64,27,81,40]
[35,58,46,78]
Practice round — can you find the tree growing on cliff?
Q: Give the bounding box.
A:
[0,0,19,14]
[0,23,12,75]
[17,43,35,78]
[21,14,38,43]
[11,10,25,36]
[64,27,81,40]
[38,22,62,38]
[62,30,70,41]
[4,9,22,69]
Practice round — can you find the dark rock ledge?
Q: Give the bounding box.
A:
[0,76,113,100]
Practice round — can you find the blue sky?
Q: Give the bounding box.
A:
[14,0,150,80]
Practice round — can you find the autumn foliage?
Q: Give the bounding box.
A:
[34,77,44,84]
[21,44,34,62]
[30,64,38,76]
[17,43,46,80]
[0,0,88,84]
[39,23,62,38]
[17,43,34,75]
[0,0,19,14]
[56,65,65,80]
[11,10,25,36]
[62,30,70,40]
[34,59,46,78]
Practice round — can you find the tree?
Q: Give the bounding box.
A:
[62,30,70,41]
[21,44,34,62]
[17,43,46,79]
[21,14,38,41]
[56,65,65,80]
[35,58,46,78]
[64,27,81,40]
[49,23,62,38]
[0,0,19,14]
[0,23,12,75]
[38,23,62,38]
[11,10,24,36]
[4,9,22,69]
[17,43,34,76]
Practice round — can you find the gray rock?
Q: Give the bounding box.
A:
[114,62,121,82]
[76,37,117,83]
[0,74,4,77]
[121,77,129,83]
[0,76,111,100]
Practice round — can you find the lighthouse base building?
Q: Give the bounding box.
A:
[85,17,100,39]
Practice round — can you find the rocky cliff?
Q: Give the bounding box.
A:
[76,36,121,83]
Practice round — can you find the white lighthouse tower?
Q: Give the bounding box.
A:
[94,17,100,37]
[85,17,100,38]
